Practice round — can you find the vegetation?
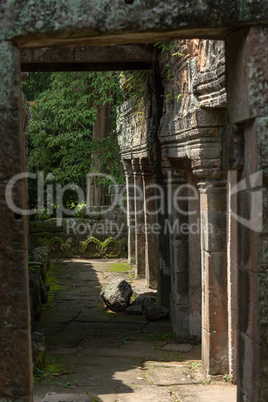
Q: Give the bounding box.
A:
[23,72,124,211]
[23,42,181,213]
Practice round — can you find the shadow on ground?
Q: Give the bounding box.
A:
[33,258,236,402]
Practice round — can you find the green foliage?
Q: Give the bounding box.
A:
[155,41,184,103]
[22,72,53,101]
[119,70,149,121]
[120,70,149,104]
[190,362,201,371]
[90,135,125,185]
[26,71,124,209]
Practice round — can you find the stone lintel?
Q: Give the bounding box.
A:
[20,44,154,64]
[21,61,152,72]
[1,1,266,47]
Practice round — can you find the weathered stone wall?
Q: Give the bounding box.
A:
[118,40,228,362]
[118,31,268,399]
[0,2,267,400]
[29,206,127,256]
[159,40,228,371]
[226,26,268,401]
[1,0,268,47]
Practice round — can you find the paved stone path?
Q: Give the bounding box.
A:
[34,258,236,402]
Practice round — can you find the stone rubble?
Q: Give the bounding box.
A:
[101,276,133,312]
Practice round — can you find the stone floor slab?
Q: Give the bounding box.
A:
[42,393,91,401]
[117,385,173,401]
[163,343,192,352]
[173,383,237,401]
[34,259,235,402]
[148,365,206,385]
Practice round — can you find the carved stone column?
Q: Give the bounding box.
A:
[132,158,145,278]
[166,164,190,341]
[198,177,228,374]
[141,158,158,289]
[226,26,268,400]
[122,160,135,265]
[155,168,172,309]
[0,42,33,400]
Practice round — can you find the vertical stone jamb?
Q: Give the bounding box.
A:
[226,26,268,400]
[0,41,33,401]
[199,178,228,374]
[156,166,172,308]
[141,158,158,289]
[227,170,238,383]
[167,166,190,341]
[122,160,135,265]
[132,158,145,278]
[187,170,201,343]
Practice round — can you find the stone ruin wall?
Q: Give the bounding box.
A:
[0,3,267,399]
[118,37,230,373]
[117,33,268,400]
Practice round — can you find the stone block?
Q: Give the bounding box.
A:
[195,108,226,128]
[171,301,189,341]
[202,328,229,374]
[0,250,32,399]
[0,41,20,109]
[144,304,169,321]
[0,184,27,251]
[200,186,227,211]
[0,110,24,181]
[226,26,268,123]
[172,239,188,274]
[101,276,132,312]
[200,210,227,252]
[202,251,228,333]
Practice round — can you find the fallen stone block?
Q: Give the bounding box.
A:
[101,276,133,312]
[125,304,143,315]
[132,287,157,297]
[145,305,169,321]
[132,295,156,311]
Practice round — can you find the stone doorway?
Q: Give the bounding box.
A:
[0,4,267,400]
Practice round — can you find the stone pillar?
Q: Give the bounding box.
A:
[226,26,268,400]
[167,167,190,341]
[132,159,145,278]
[122,160,135,265]
[187,170,201,343]
[227,170,238,383]
[141,159,158,289]
[0,42,33,400]
[199,179,228,374]
[156,170,172,309]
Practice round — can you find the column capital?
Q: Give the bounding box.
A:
[198,177,227,192]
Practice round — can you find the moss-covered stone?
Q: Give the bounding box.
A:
[80,236,127,258]
[80,237,103,258]
[102,237,127,258]
[0,1,267,44]
[48,237,73,258]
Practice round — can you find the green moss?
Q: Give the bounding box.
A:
[34,354,76,384]
[37,238,49,247]
[80,236,127,258]
[48,236,73,258]
[80,237,103,258]
[107,262,129,272]
[41,263,68,313]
